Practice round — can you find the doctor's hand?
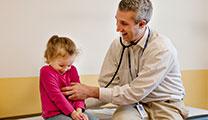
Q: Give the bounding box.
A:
[61,82,99,100]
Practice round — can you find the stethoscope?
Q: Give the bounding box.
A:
[105,27,151,88]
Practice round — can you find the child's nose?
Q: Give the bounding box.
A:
[64,66,69,71]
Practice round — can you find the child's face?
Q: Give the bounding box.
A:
[49,55,75,74]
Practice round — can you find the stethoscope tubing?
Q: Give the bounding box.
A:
[105,27,151,88]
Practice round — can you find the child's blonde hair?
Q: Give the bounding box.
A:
[44,35,78,64]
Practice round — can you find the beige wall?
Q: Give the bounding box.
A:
[0,70,208,118]
[182,70,208,109]
[0,75,99,118]
[0,77,40,118]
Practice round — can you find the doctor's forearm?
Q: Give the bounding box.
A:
[87,86,99,99]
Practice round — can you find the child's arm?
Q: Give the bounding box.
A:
[40,67,75,116]
[70,66,86,110]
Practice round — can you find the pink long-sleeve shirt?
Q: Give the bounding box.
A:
[39,65,85,119]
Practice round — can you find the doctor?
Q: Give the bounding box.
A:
[62,0,188,119]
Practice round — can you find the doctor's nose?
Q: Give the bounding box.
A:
[116,26,124,33]
[116,27,120,32]
[116,23,123,32]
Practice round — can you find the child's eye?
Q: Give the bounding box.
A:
[59,65,64,67]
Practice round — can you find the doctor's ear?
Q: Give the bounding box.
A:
[137,19,147,28]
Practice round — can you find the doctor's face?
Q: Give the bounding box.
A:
[116,10,141,43]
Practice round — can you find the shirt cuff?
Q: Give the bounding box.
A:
[99,88,112,103]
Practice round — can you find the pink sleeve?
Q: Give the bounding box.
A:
[40,68,75,115]
[73,100,85,110]
[70,66,85,109]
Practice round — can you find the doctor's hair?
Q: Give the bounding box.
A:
[44,35,78,64]
[118,0,153,24]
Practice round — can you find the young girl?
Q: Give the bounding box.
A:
[40,35,96,120]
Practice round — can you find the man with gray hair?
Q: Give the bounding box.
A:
[62,0,188,119]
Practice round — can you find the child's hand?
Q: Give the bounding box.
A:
[71,110,83,120]
[76,108,82,114]
[79,113,89,120]
[76,108,89,120]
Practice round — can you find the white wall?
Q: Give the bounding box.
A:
[0,0,119,77]
[151,0,208,70]
[0,0,207,77]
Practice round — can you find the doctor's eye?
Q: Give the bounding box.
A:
[121,21,129,26]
